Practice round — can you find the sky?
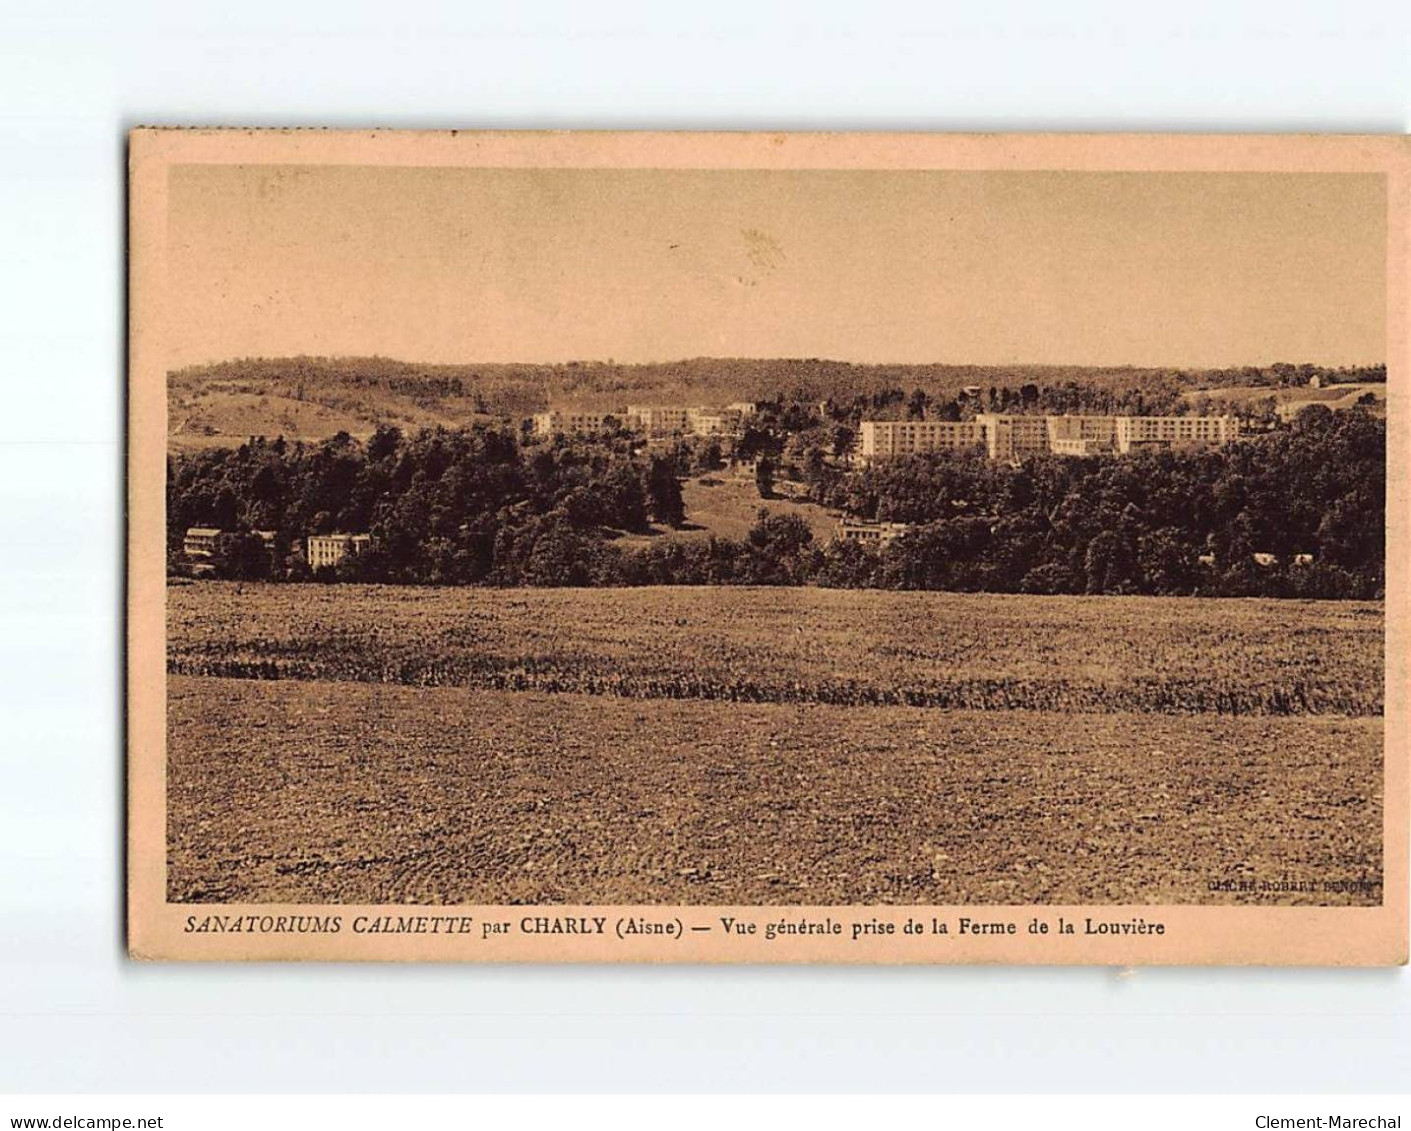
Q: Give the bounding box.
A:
[165,165,1387,370]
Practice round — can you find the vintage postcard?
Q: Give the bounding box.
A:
[128,130,1408,963]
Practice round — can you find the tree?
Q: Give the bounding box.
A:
[1084,529,1135,594]
[219,533,271,581]
[745,510,815,584]
[643,455,685,527]
[697,438,724,472]
[521,520,594,587]
[1020,560,1077,595]
[816,538,879,588]
[755,455,776,499]
[367,424,402,462]
[1137,527,1198,594]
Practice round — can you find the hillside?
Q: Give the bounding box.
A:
[169,354,1386,450]
[167,354,1198,450]
[169,358,497,451]
[1181,382,1386,420]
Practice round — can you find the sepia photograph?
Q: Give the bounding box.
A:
[127,130,1408,962]
[15,0,1411,1113]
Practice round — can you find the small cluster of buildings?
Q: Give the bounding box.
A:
[835,522,1316,569]
[836,519,912,547]
[857,414,1241,462]
[181,528,371,574]
[181,527,279,575]
[182,527,247,560]
[532,402,758,440]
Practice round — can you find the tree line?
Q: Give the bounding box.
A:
[168,403,1383,599]
[168,425,683,586]
[173,355,1385,423]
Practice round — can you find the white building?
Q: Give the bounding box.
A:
[860,414,1241,462]
[182,527,224,560]
[1045,415,1119,456]
[686,407,730,436]
[1113,415,1240,452]
[837,519,910,546]
[689,405,751,436]
[307,533,371,570]
[974,414,1052,462]
[625,405,690,435]
[857,420,986,460]
[531,409,617,437]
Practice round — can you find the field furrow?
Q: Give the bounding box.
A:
[167,583,1385,716]
[168,677,1383,906]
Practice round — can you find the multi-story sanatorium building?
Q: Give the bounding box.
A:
[535,403,750,439]
[1112,415,1241,451]
[306,533,371,570]
[974,414,1053,461]
[858,414,1241,462]
[689,411,728,435]
[625,405,692,436]
[1045,415,1121,456]
[856,420,988,459]
[686,406,744,436]
[531,409,618,437]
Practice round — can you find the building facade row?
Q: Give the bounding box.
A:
[858,414,1241,462]
[836,519,911,546]
[532,401,759,439]
[181,528,371,573]
[855,420,987,460]
[182,527,278,560]
[530,409,614,437]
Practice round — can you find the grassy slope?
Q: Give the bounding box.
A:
[1183,382,1387,416]
[169,385,495,452]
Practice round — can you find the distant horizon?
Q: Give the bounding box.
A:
[171,351,1388,375]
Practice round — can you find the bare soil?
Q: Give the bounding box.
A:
[168,676,1383,906]
[168,584,1385,716]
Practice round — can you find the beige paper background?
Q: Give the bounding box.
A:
[128,129,1410,963]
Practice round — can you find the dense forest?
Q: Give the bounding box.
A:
[168,399,1384,599]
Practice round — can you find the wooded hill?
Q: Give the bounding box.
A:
[169,355,1386,450]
